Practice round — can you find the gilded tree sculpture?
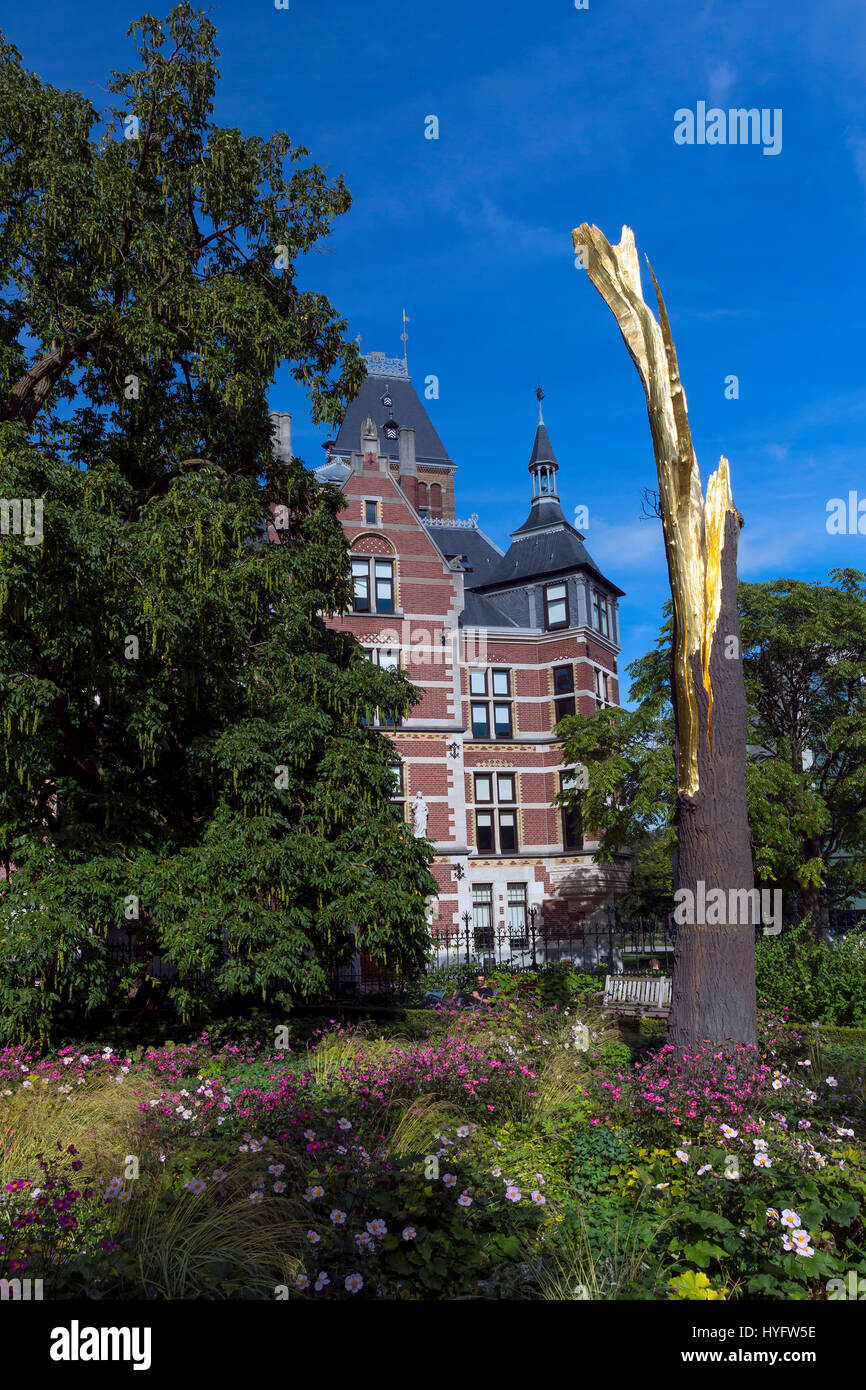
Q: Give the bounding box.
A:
[572,223,757,1044]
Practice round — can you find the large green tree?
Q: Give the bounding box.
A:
[559,571,866,930]
[0,5,435,1039]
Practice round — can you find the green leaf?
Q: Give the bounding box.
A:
[682,1242,728,1268]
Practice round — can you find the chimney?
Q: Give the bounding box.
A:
[398,424,419,511]
[269,411,292,463]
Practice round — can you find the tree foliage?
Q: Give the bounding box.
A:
[558,571,866,921]
[0,5,436,1039]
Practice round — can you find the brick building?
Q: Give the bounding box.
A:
[277,349,630,963]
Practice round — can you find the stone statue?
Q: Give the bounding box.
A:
[412,791,428,838]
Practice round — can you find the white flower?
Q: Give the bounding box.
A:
[675,1150,689,1164]
[531,1191,546,1205]
[345,1273,363,1293]
[720,1125,738,1139]
[330,1209,346,1225]
[337,1117,352,1130]
[442,1174,457,1188]
[697,1164,712,1176]
[402,1226,416,1241]
[826,1077,838,1088]
[295,1273,309,1289]
[780,1209,800,1229]
[753,1154,772,1168]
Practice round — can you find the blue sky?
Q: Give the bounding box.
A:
[8,0,866,690]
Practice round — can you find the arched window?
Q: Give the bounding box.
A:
[429,483,442,516]
[417,481,429,513]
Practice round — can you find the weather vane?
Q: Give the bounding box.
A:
[536,383,545,421]
[401,308,410,369]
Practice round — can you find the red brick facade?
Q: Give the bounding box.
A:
[289,359,630,959]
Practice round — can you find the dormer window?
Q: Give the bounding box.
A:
[384,418,399,440]
[381,391,393,408]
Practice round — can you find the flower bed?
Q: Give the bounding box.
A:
[0,1004,862,1300]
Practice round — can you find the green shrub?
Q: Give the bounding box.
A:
[755,926,866,1025]
[414,961,483,993]
[571,1124,634,1198]
[596,1041,633,1070]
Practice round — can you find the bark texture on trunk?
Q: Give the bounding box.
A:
[670,508,756,1044]
[571,222,757,1044]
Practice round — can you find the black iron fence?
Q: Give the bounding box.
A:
[92,907,865,1006]
[96,917,675,1005]
[326,917,679,1001]
[429,916,675,975]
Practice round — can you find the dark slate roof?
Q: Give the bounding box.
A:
[474,522,625,597]
[331,373,453,466]
[459,590,518,629]
[511,494,569,536]
[529,420,558,468]
[423,523,504,584]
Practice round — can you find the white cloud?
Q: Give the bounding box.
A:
[737,521,817,576]
[845,125,866,194]
[707,61,738,107]
[586,517,666,572]
[453,197,566,261]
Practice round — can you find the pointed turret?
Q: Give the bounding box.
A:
[513,387,568,534]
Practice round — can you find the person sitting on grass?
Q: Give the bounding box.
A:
[470,973,495,1006]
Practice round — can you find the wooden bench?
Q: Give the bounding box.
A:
[602,974,671,1019]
